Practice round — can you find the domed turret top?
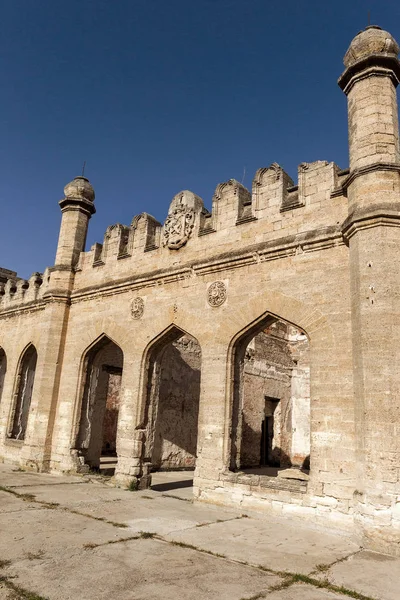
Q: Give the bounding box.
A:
[63,176,95,204]
[344,25,399,68]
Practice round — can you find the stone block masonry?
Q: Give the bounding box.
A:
[1,25,400,557]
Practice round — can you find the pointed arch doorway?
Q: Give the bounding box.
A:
[74,335,124,474]
[142,326,201,495]
[230,315,311,476]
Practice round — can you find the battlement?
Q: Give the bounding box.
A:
[0,270,50,310]
[0,267,18,284]
[69,160,348,288]
[0,159,349,310]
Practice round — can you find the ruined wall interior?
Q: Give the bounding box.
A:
[74,338,123,470]
[0,26,400,556]
[240,321,310,470]
[145,334,201,471]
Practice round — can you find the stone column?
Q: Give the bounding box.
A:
[113,353,152,489]
[193,343,228,496]
[55,177,95,267]
[339,26,400,549]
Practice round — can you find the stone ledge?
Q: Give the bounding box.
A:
[219,471,308,494]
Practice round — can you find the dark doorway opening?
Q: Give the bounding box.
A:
[260,397,280,466]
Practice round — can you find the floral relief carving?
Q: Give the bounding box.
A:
[207,281,227,307]
[131,297,144,319]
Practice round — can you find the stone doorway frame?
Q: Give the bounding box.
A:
[70,333,124,473]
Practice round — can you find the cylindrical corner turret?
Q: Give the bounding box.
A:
[339,26,400,173]
[339,27,400,545]
[55,176,96,267]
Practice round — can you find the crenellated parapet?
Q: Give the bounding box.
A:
[132,213,161,252]
[0,158,349,306]
[0,271,48,311]
[0,157,350,309]
[92,223,131,266]
[69,159,348,285]
[253,163,294,213]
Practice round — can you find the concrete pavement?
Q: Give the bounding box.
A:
[0,465,398,600]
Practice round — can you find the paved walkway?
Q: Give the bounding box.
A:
[0,465,398,600]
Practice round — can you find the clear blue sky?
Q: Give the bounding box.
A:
[1,0,400,278]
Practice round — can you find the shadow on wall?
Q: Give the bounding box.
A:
[151,339,201,470]
[241,450,311,477]
[241,418,291,468]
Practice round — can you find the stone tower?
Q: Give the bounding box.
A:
[55,176,96,267]
[20,176,96,470]
[339,26,400,549]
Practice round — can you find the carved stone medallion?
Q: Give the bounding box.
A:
[207,281,227,307]
[163,206,195,250]
[131,297,144,319]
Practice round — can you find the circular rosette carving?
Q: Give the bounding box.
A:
[207,281,227,307]
[131,297,144,319]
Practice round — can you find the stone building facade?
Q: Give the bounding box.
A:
[1,26,400,556]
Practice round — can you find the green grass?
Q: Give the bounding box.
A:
[139,531,156,539]
[0,485,36,502]
[127,479,138,492]
[288,573,378,600]
[0,576,49,600]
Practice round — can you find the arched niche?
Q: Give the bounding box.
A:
[9,344,37,441]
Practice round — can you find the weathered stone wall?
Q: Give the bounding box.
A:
[240,322,310,469]
[288,329,310,467]
[102,372,122,455]
[147,335,201,470]
[241,328,291,468]
[0,349,6,406]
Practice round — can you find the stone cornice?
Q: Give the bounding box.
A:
[338,54,400,94]
[48,265,75,273]
[59,197,96,217]
[69,226,344,303]
[340,162,400,193]
[0,301,46,320]
[341,202,400,241]
[41,291,72,302]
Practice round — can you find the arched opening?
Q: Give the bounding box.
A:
[9,344,37,441]
[0,348,6,405]
[74,336,123,473]
[230,316,310,477]
[142,326,201,494]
